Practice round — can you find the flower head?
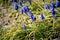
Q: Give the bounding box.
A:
[19,2,22,6]
[20,7,26,14]
[56,0,60,7]
[50,7,54,11]
[14,2,18,10]
[51,10,56,16]
[24,5,30,12]
[45,4,50,9]
[20,8,23,14]
[51,2,55,8]
[29,11,34,17]
[22,7,26,12]
[31,16,36,21]
[40,14,45,21]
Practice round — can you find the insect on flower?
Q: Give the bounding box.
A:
[45,4,50,9]
[14,2,18,10]
[40,14,45,21]
[20,7,26,14]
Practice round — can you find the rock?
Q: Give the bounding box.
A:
[53,37,60,40]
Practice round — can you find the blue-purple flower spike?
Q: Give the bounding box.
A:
[23,25,26,30]
[45,4,50,9]
[19,2,22,6]
[51,10,56,16]
[14,2,18,10]
[51,2,55,8]
[56,0,60,7]
[40,14,45,21]
[29,11,34,17]
[20,7,26,14]
[31,16,36,21]
[22,7,26,13]
[50,7,54,11]
[20,8,23,14]
[24,5,30,12]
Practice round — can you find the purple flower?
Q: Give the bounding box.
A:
[31,16,36,21]
[56,0,60,7]
[45,4,50,9]
[40,14,45,21]
[20,5,30,14]
[51,2,55,8]
[10,0,13,2]
[19,2,22,6]
[24,5,30,12]
[14,2,18,10]
[51,10,56,16]
[20,8,23,14]
[23,25,26,30]
[20,7,26,14]
[50,7,54,11]
[29,11,34,17]
[22,8,26,12]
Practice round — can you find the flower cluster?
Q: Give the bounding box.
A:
[45,0,60,19]
[20,5,30,14]
[10,0,60,30]
[51,2,55,8]
[28,11,36,21]
[10,0,32,10]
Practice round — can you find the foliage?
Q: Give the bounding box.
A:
[0,0,60,40]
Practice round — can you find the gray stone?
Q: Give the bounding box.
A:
[53,37,60,40]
